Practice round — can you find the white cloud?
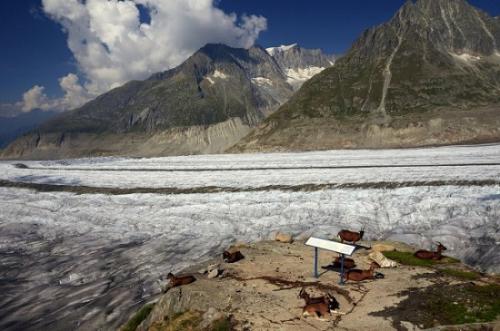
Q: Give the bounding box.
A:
[58,73,91,110]
[22,86,51,112]
[15,0,267,114]
[20,74,90,113]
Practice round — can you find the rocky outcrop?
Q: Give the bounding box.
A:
[126,240,499,331]
[267,44,335,71]
[233,0,500,152]
[274,232,293,243]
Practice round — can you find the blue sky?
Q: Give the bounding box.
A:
[1,0,498,108]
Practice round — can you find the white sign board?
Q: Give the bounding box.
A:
[305,237,356,256]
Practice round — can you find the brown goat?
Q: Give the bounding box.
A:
[414,242,447,260]
[338,228,364,244]
[332,256,356,269]
[166,272,196,288]
[222,250,244,263]
[345,262,379,282]
[299,288,328,305]
[301,292,340,320]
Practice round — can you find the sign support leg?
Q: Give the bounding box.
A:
[314,247,319,278]
[339,254,345,285]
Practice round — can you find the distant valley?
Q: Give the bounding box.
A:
[0,110,56,149]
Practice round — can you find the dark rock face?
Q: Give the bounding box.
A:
[267,44,336,91]
[233,0,500,152]
[267,44,335,72]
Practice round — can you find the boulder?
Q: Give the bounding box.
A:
[275,232,293,243]
[207,268,220,279]
[368,251,398,268]
[371,243,396,252]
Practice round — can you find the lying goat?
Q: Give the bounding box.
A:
[345,262,379,282]
[166,272,196,288]
[414,242,447,260]
[332,256,356,269]
[301,292,340,320]
[338,228,364,244]
[222,250,244,263]
[299,288,329,305]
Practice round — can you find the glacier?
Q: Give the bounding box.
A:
[0,144,499,330]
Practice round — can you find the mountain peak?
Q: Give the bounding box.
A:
[358,0,499,58]
[232,0,500,152]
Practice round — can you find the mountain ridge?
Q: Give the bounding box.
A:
[1,43,333,159]
[231,0,500,152]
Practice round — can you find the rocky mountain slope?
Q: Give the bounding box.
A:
[1,44,333,160]
[232,0,500,152]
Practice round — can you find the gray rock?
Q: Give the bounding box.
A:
[275,232,293,243]
[200,308,225,329]
[207,268,220,279]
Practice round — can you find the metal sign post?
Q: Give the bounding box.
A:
[314,247,319,278]
[339,254,345,285]
[305,237,356,285]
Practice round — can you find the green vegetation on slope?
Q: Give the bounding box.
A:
[440,268,481,281]
[371,283,500,328]
[382,251,459,267]
[145,310,232,331]
[121,303,155,331]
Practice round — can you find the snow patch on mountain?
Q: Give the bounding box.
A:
[286,66,326,88]
[266,43,298,56]
[251,77,274,86]
[213,70,228,79]
[206,70,229,85]
[451,52,481,62]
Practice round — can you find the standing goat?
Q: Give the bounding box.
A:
[338,228,365,244]
[414,242,447,260]
[345,262,379,282]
